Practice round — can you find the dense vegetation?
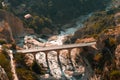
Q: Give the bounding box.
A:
[0,0,120,80]
[8,0,110,23]
[73,10,116,39]
[0,51,12,80]
[79,33,120,80]
[14,54,45,80]
[0,0,110,34]
[73,6,120,79]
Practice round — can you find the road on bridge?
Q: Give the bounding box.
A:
[17,42,96,53]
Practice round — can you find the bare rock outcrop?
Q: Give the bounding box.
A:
[115,45,120,69]
[24,54,34,67]
[0,10,25,42]
[0,65,9,80]
[36,48,85,79]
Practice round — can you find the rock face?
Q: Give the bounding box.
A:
[115,45,120,69]
[36,48,85,79]
[0,66,9,80]
[114,12,120,26]
[24,54,34,67]
[0,10,24,42]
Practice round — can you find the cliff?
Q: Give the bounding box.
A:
[0,66,9,80]
[0,10,25,43]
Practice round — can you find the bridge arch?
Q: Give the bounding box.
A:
[16,42,96,79]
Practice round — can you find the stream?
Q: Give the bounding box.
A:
[23,13,93,80]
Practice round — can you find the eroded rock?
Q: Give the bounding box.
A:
[0,66,9,80]
[36,48,85,79]
[24,54,34,67]
[0,10,25,43]
[115,45,120,69]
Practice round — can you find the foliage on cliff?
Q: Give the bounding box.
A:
[0,0,111,35]
[14,54,38,80]
[25,15,53,34]
[14,54,45,80]
[79,33,119,79]
[0,10,24,43]
[73,11,115,39]
[0,52,12,80]
[73,7,120,79]
[8,0,110,23]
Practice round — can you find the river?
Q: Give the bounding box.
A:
[21,2,116,78]
[22,13,93,80]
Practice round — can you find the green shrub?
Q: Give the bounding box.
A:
[0,39,6,45]
[2,44,9,50]
[14,54,26,67]
[109,37,116,47]
[94,53,102,62]
[110,70,120,80]
[14,54,45,79]
[16,68,38,80]
[14,54,38,80]
[103,29,109,33]
[0,53,13,80]
[28,15,52,34]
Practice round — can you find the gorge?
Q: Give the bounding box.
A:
[0,0,120,80]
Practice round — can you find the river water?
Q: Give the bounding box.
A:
[46,13,92,46]
[22,13,93,80]
[20,1,120,79]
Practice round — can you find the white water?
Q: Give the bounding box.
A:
[20,1,118,79]
[47,13,93,46]
[60,13,92,35]
[37,13,93,79]
[23,13,93,79]
[48,35,65,45]
[23,13,93,47]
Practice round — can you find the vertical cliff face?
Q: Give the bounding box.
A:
[115,45,120,69]
[0,10,25,42]
[35,47,97,80]
[0,66,9,80]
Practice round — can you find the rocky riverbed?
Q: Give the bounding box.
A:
[21,13,94,80]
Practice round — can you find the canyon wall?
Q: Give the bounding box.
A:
[0,10,25,43]
[0,66,9,80]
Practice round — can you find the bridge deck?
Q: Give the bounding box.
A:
[17,42,96,53]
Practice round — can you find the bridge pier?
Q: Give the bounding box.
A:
[16,42,96,79]
[68,49,75,71]
[33,53,37,62]
[45,51,52,76]
[56,50,67,79]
